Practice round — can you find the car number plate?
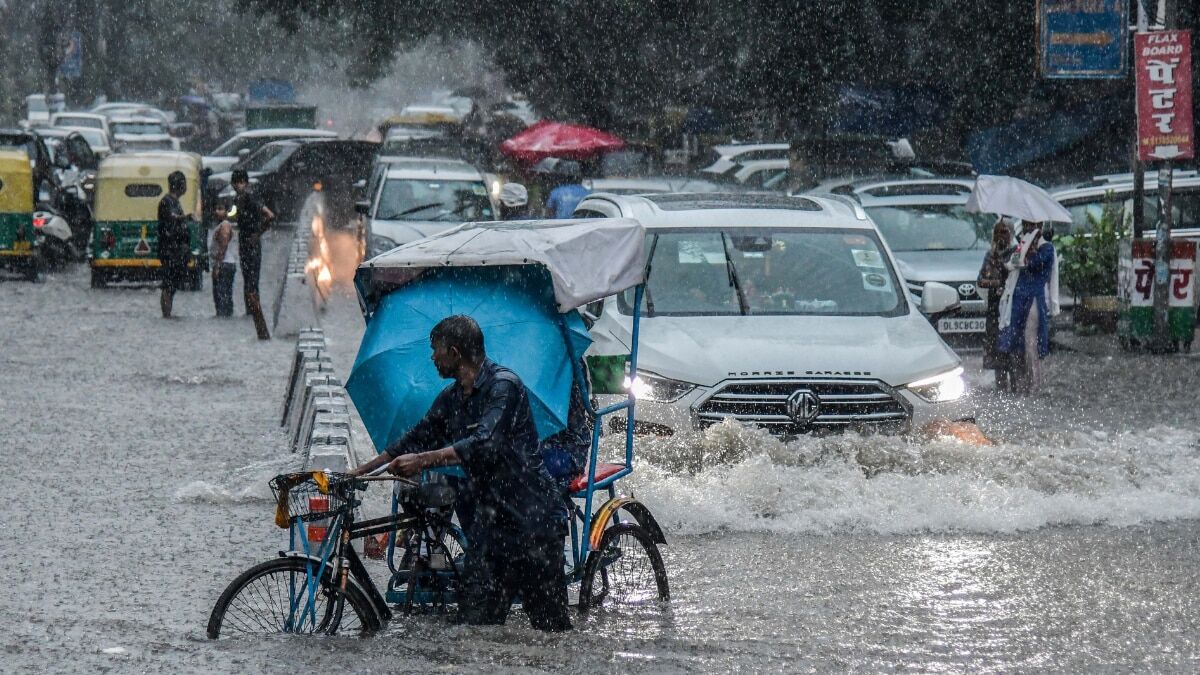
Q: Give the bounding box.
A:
[938,317,986,333]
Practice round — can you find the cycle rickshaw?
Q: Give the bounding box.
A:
[208,217,668,638]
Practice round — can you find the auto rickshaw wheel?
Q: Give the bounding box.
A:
[90,269,107,288]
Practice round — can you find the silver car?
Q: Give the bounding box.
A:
[839,179,995,339]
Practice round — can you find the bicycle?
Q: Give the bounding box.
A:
[206,471,459,638]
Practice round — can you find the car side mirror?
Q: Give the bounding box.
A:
[920,281,960,315]
[354,200,370,215]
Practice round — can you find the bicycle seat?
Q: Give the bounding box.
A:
[568,463,626,494]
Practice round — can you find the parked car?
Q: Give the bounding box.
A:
[211,138,377,225]
[1051,170,1200,240]
[50,112,111,139]
[359,157,497,259]
[24,95,52,127]
[57,126,112,157]
[582,176,725,195]
[849,182,995,340]
[710,158,790,191]
[701,142,790,175]
[109,115,179,152]
[572,191,970,437]
[202,128,338,173]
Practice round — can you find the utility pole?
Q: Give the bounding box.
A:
[1149,0,1178,352]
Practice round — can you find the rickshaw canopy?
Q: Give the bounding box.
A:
[94,151,201,221]
[357,218,647,315]
[0,150,33,213]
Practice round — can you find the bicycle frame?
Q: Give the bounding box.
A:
[283,484,421,632]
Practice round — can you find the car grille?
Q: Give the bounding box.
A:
[696,379,910,433]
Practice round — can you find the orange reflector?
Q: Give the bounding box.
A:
[32,217,46,228]
[921,420,993,446]
[307,525,328,543]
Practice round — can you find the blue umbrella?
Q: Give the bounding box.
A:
[347,265,592,453]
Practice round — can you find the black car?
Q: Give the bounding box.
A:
[0,128,60,202]
[210,138,378,226]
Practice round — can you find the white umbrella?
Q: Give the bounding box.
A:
[964,174,1073,223]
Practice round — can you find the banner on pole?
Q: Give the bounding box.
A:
[1135,30,1194,161]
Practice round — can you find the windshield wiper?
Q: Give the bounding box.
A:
[720,233,749,315]
[393,202,445,218]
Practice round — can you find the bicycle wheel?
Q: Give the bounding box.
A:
[207,557,380,639]
[579,523,670,610]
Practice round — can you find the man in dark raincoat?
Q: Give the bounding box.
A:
[156,170,191,318]
[351,315,572,631]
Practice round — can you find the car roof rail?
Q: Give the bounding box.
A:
[806,192,869,220]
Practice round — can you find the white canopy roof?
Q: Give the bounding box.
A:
[359,218,647,312]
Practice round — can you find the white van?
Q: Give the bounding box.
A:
[573,192,974,436]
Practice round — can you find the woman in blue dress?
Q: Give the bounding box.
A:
[997,221,1058,394]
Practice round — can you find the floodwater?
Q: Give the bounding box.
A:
[2,234,1200,672]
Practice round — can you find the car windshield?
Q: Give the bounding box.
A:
[73,128,107,148]
[211,135,263,157]
[374,178,493,222]
[623,228,904,316]
[112,121,164,135]
[239,144,295,172]
[56,116,102,129]
[864,204,992,251]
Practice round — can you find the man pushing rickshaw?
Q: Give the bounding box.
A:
[207,218,669,638]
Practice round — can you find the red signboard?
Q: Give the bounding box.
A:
[1136,30,1194,161]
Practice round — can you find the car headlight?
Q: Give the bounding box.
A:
[622,371,695,403]
[369,233,398,258]
[906,366,966,403]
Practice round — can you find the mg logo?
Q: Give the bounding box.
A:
[785,389,821,425]
[957,283,976,298]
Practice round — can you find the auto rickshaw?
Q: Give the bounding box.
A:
[89,151,206,289]
[0,149,39,281]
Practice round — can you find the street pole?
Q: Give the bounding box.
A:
[1149,0,1177,352]
[1132,0,1148,240]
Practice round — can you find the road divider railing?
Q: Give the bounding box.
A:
[281,329,369,476]
[272,216,320,337]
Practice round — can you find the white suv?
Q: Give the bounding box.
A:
[573,192,974,436]
[359,157,499,259]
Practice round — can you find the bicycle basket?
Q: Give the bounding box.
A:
[270,472,353,526]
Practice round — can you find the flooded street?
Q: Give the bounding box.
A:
[3,235,1200,672]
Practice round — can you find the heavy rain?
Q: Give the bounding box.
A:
[2,1,1200,672]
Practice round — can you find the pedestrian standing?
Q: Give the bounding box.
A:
[997,221,1059,394]
[543,164,589,219]
[157,170,192,319]
[498,182,530,220]
[231,169,275,339]
[977,217,1014,390]
[207,200,237,318]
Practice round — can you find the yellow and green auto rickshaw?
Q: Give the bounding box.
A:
[0,149,40,281]
[89,151,206,289]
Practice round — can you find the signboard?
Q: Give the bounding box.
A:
[1040,0,1129,78]
[1122,240,1196,307]
[58,31,82,80]
[1136,30,1194,161]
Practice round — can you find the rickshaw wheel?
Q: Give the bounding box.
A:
[89,269,107,288]
[579,523,669,611]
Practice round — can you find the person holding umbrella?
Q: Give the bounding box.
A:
[543,160,589,219]
[997,220,1059,394]
[965,176,1069,395]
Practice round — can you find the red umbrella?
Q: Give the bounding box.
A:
[500,120,625,164]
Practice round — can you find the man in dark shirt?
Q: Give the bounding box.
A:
[156,170,191,318]
[230,169,274,338]
[351,315,572,631]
